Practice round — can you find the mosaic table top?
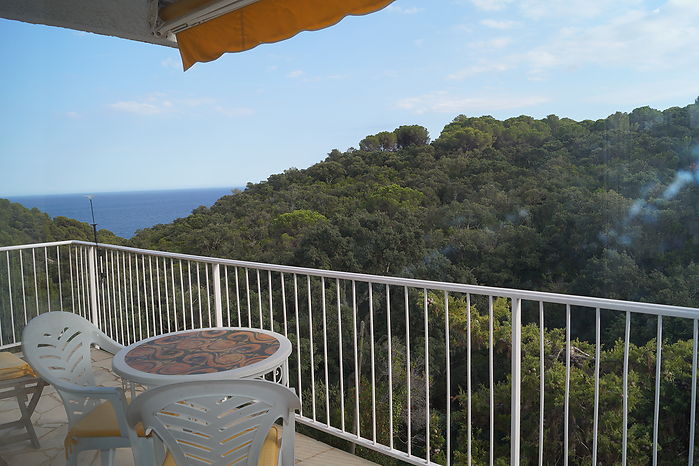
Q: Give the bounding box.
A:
[123,329,282,376]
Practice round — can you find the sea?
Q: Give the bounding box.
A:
[6,187,235,239]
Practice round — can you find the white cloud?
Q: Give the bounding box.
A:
[161,57,181,70]
[468,37,512,49]
[519,2,699,71]
[470,0,514,12]
[65,111,80,119]
[110,94,253,118]
[110,100,168,115]
[448,0,699,82]
[214,106,255,117]
[386,5,423,14]
[396,91,550,114]
[517,0,642,20]
[287,70,304,78]
[447,62,511,80]
[480,19,518,29]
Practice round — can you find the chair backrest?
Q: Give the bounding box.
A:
[127,379,301,466]
[22,311,123,424]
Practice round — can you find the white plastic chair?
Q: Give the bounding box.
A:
[127,379,301,465]
[21,311,149,466]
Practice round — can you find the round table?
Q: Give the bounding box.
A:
[112,327,292,387]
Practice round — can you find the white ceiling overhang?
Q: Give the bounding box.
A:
[0,0,174,47]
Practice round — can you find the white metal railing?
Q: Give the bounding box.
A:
[1,240,698,465]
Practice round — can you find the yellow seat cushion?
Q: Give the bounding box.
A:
[160,424,281,466]
[258,424,281,466]
[64,400,146,455]
[0,352,36,380]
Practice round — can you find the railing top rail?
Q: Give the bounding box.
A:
[0,240,76,252]
[4,240,698,319]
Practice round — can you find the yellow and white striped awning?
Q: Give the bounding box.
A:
[159,0,394,70]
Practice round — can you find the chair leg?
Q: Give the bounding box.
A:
[67,451,78,466]
[100,449,115,466]
[15,384,40,449]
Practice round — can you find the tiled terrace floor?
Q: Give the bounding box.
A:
[0,350,376,466]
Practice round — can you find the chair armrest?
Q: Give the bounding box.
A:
[92,331,124,355]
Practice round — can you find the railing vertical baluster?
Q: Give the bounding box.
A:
[120,253,128,343]
[122,253,129,343]
[281,273,288,337]
[44,247,50,310]
[386,285,394,449]
[467,293,472,466]
[424,288,430,463]
[337,278,345,432]
[135,254,143,341]
[32,249,39,315]
[6,252,15,343]
[510,298,522,466]
[564,304,570,466]
[99,254,106,330]
[489,295,494,466]
[205,264,211,327]
[110,250,117,338]
[268,270,273,332]
[20,251,28,324]
[539,302,545,466]
[57,246,63,311]
[352,280,360,440]
[690,319,698,466]
[405,286,412,458]
[213,263,223,328]
[187,261,194,330]
[592,307,601,466]
[117,252,126,343]
[143,255,150,337]
[235,267,241,326]
[149,256,157,336]
[69,247,75,313]
[245,268,251,327]
[84,248,91,319]
[87,246,98,328]
[308,275,316,421]
[164,258,171,332]
[76,248,82,317]
[445,291,451,465]
[282,273,289,387]
[83,248,90,319]
[156,258,163,334]
[196,263,202,329]
[622,311,630,466]
[369,282,376,443]
[128,254,135,344]
[652,315,663,466]
[511,298,522,466]
[294,274,303,417]
[256,269,262,328]
[224,266,230,327]
[321,277,330,425]
[179,260,185,331]
[170,259,177,332]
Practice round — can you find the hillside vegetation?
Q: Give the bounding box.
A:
[0,199,123,246]
[131,101,699,308]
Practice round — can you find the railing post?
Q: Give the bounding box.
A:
[511,297,522,466]
[88,246,100,329]
[213,264,223,327]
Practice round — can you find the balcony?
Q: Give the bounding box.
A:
[1,240,698,465]
[0,348,376,465]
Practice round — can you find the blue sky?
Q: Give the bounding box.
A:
[1,0,698,196]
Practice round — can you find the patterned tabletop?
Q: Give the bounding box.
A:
[123,329,281,376]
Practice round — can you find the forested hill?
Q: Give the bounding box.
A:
[0,199,124,246]
[130,100,699,307]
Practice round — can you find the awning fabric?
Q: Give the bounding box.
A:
[160,0,394,70]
